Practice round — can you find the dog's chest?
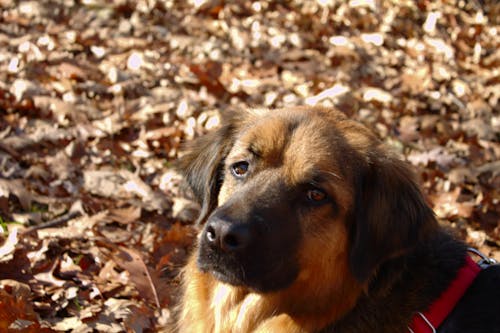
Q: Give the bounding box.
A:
[211,284,268,332]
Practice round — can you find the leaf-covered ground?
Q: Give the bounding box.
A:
[0,0,499,332]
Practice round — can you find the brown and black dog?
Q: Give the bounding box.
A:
[174,106,500,333]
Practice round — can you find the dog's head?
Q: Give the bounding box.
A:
[177,106,437,293]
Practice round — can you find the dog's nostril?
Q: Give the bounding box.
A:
[204,218,252,252]
[223,234,240,249]
[221,225,251,251]
[206,225,217,243]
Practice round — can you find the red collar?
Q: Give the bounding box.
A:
[408,255,481,333]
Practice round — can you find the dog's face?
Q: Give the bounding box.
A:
[178,107,436,294]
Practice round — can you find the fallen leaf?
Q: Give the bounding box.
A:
[98,242,160,308]
[0,227,19,261]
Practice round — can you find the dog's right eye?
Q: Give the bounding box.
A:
[304,187,329,206]
[231,161,249,178]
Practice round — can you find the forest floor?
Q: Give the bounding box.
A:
[0,0,499,332]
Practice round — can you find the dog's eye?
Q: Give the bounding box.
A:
[306,188,327,203]
[231,161,249,178]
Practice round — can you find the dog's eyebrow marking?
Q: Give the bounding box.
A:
[317,170,342,180]
[299,171,343,189]
[308,179,323,188]
[247,144,261,158]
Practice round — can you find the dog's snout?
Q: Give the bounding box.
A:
[205,217,252,252]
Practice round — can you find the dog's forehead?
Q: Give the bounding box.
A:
[233,111,349,180]
[235,114,295,161]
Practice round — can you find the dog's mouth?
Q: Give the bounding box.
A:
[211,269,236,285]
[201,263,246,287]
[197,246,299,293]
[197,251,254,288]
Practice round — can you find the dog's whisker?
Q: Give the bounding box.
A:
[239,264,247,282]
[318,170,342,180]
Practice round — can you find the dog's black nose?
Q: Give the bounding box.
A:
[205,217,251,252]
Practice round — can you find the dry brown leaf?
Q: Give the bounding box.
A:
[431,187,475,219]
[107,206,141,225]
[0,179,33,211]
[83,170,169,212]
[0,282,55,333]
[189,62,228,98]
[0,227,19,261]
[58,62,88,81]
[99,242,160,308]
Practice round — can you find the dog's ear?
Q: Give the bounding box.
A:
[349,153,438,282]
[175,120,235,225]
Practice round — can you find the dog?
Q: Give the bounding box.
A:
[174,106,500,333]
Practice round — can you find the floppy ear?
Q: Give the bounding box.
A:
[175,121,235,225]
[349,153,438,282]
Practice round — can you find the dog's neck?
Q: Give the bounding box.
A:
[208,272,363,332]
[324,230,467,333]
